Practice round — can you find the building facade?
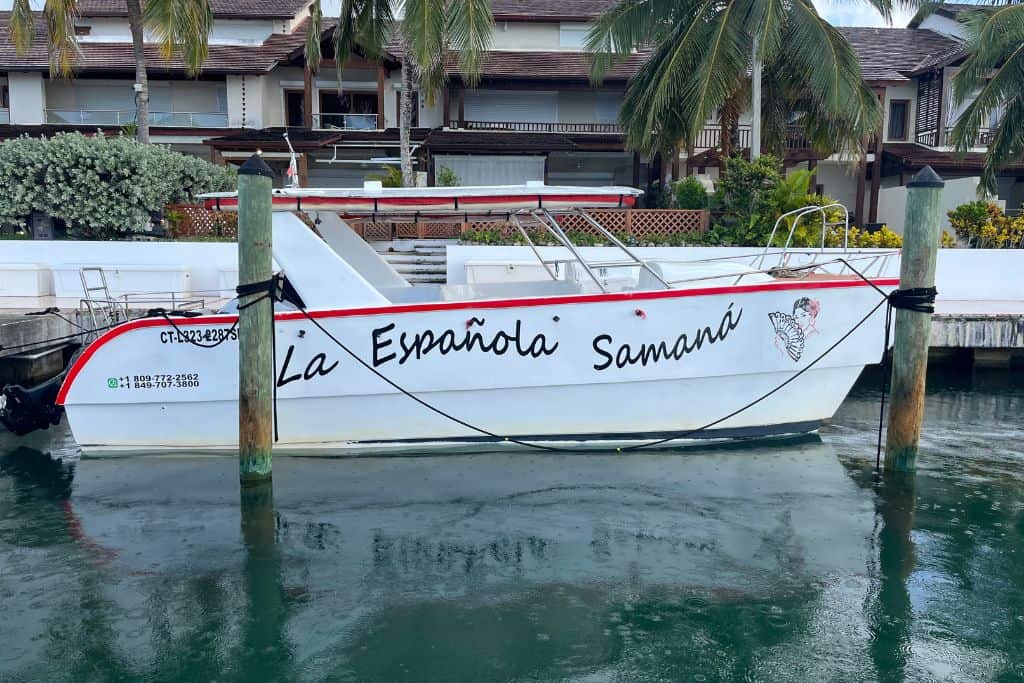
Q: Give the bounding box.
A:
[1,0,1020,227]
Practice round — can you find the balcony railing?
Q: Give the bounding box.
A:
[448,120,622,134]
[693,125,813,153]
[313,113,380,130]
[915,127,993,148]
[45,109,229,128]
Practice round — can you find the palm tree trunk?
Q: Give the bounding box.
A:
[126,0,150,143]
[399,54,415,187]
[750,34,761,160]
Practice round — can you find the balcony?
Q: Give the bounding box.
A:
[45,109,229,128]
[312,113,381,130]
[693,125,813,152]
[448,120,622,134]
[915,127,993,148]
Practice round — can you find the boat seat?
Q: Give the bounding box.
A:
[640,260,775,290]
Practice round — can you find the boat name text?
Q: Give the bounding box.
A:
[592,303,743,371]
[277,344,339,387]
[372,318,559,367]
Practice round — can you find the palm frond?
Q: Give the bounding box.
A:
[400,0,447,99]
[952,4,1024,106]
[616,6,716,152]
[143,0,213,76]
[975,96,1024,195]
[447,0,493,89]
[585,0,688,84]
[9,0,36,54]
[305,0,323,74]
[780,0,880,152]
[748,0,786,66]
[674,0,751,142]
[44,0,81,78]
[332,0,394,92]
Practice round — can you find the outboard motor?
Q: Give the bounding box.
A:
[0,371,67,436]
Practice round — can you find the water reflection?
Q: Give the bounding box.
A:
[1,367,1022,681]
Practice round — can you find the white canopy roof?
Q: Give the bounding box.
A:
[201,183,643,215]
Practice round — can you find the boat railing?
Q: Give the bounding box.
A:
[509,203,894,291]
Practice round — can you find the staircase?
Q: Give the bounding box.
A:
[373,239,452,285]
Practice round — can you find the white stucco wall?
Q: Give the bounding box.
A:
[916,14,966,40]
[814,161,863,219]
[226,74,265,128]
[877,176,981,233]
[490,22,561,50]
[7,72,45,125]
[74,17,277,45]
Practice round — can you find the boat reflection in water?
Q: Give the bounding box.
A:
[5,430,881,680]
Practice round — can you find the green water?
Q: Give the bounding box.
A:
[2,368,1023,682]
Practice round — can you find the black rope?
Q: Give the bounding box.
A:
[295,292,889,452]
[833,260,937,472]
[874,286,936,471]
[236,274,287,442]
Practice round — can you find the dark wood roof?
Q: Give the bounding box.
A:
[447,50,648,82]
[838,27,964,81]
[0,12,306,74]
[74,0,309,19]
[882,143,1024,174]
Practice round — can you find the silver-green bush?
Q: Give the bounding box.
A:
[0,132,235,239]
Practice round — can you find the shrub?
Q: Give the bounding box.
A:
[367,166,404,188]
[947,201,1023,248]
[436,165,459,187]
[0,132,234,239]
[710,155,783,245]
[825,224,902,248]
[671,176,708,209]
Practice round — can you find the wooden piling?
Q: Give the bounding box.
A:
[884,166,944,473]
[237,153,275,484]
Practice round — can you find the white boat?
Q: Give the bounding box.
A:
[56,184,898,454]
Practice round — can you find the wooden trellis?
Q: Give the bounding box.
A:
[166,204,238,239]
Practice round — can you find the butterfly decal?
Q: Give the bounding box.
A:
[769,311,805,362]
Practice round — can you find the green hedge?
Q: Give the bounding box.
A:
[0,132,235,239]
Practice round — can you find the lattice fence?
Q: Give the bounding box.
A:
[165,204,237,239]
[163,207,707,243]
[460,210,709,240]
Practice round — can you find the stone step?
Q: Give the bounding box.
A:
[388,263,447,274]
[382,254,447,265]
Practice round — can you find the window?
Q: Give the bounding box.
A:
[888,99,910,140]
[559,23,590,49]
[285,90,305,126]
[1,85,8,109]
[74,25,92,36]
[319,91,378,129]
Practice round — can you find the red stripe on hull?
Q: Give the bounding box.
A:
[56,276,898,405]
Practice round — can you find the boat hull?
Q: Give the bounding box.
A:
[57,278,896,454]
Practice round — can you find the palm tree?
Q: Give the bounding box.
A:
[949,2,1024,196]
[311,0,492,186]
[8,0,213,144]
[586,0,885,165]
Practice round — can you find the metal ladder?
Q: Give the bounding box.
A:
[79,267,124,334]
